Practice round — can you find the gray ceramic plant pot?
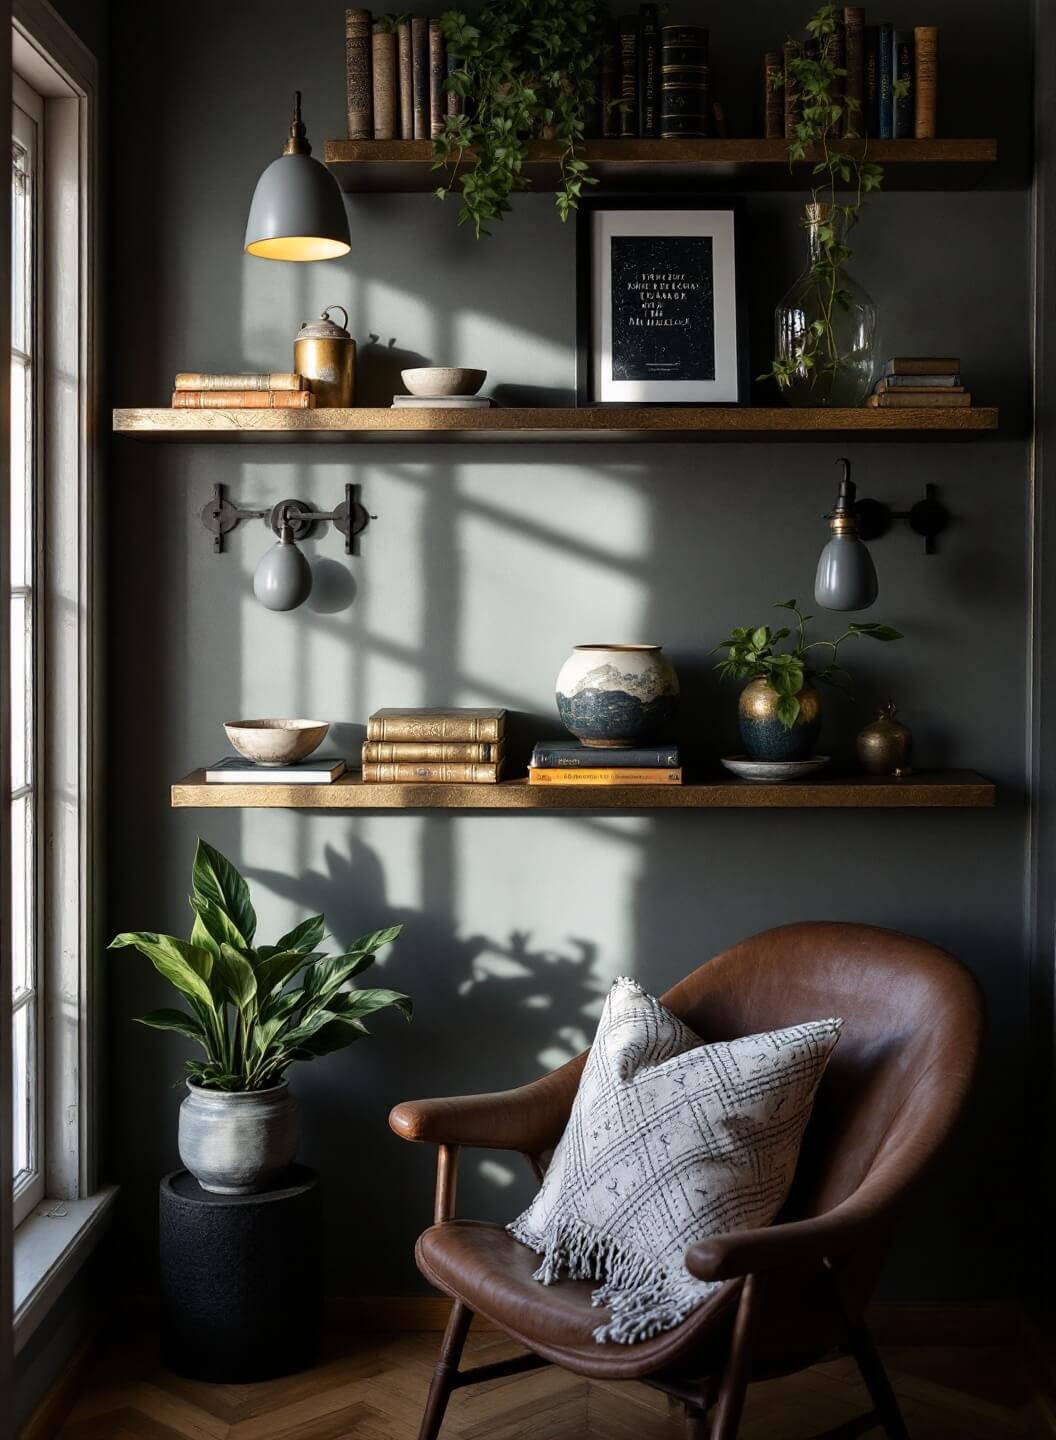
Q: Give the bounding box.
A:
[178,1080,297,1195]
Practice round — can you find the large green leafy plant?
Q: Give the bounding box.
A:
[434,0,602,236]
[110,840,410,1091]
[765,2,908,393]
[715,600,902,730]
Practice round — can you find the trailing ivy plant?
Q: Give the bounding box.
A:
[715,599,903,730]
[434,0,603,236]
[764,2,909,393]
[110,839,410,1091]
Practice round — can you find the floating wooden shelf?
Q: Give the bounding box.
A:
[113,406,999,443]
[323,138,998,193]
[171,770,995,811]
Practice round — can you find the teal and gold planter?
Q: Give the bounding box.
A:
[738,678,821,762]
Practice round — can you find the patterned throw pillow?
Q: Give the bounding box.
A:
[508,977,841,1344]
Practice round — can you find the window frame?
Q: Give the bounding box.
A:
[5,0,103,1354]
[10,69,46,1230]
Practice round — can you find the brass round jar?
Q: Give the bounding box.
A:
[857,703,913,776]
[293,305,355,407]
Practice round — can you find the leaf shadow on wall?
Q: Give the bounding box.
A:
[245,832,604,1294]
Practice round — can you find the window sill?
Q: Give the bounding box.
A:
[13,1187,118,1352]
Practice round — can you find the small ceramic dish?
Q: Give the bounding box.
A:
[224,718,330,766]
[720,755,831,784]
[401,366,487,397]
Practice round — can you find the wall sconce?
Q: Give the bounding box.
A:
[200,483,371,612]
[814,459,951,613]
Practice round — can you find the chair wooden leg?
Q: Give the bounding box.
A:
[417,1300,473,1440]
[684,1402,709,1438]
[709,1275,755,1440]
[825,1262,909,1440]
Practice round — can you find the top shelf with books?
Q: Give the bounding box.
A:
[323,138,998,194]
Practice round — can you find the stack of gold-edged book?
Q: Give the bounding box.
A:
[362,708,505,783]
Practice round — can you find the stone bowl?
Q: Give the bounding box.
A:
[401,366,487,397]
[224,718,329,766]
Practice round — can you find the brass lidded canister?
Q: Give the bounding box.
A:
[294,304,355,407]
[857,703,913,776]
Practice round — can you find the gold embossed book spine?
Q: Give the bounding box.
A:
[366,708,506,743]
[362,741,500,763]
[372,22,396,140]
[345,8,373,140]
[362,761,502,784]
[914,26,938,138]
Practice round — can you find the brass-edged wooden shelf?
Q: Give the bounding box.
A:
[113,406,999,443]
[171,770,995,810]
[323,138,998,193]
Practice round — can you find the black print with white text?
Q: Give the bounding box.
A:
[610,235,715,382]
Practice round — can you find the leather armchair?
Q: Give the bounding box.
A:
[390,921,983,1440]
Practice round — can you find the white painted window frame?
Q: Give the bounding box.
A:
[8,0,107,1353]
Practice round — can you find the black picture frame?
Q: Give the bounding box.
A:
[575,195,749,406]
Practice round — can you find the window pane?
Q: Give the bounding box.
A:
[11,139,27,355]
[12,999,33,1183]
[9,591,30,792]
[10,355,29,588]
[10,793,32,1000]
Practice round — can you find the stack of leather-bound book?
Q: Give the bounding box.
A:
[362,708,505,783]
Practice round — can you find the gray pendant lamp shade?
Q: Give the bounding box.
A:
[814,460,879,612]
[245,92,351,262]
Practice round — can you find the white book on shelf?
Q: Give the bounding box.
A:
[391,395,494,408]
[205,756,349,784]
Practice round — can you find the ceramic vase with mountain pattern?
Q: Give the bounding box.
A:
[556,644,679,747]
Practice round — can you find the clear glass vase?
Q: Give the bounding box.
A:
[774,204,878,407]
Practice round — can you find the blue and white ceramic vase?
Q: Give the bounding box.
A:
[556,644,679,747]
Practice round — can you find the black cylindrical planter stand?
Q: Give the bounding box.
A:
[159,1166,321,1382]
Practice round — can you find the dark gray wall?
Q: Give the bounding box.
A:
[106,0,1033,1302]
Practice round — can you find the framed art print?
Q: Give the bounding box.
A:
[576,197,747,405]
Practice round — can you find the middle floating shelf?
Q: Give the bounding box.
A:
[113,406,999,444]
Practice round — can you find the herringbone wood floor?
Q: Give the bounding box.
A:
[55,1324,1053,1440]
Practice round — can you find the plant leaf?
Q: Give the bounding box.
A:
[272,914,326,955]
[136,1008,210,1048]
[329,987,413,1022]
[191,839,256,945]
[110,932,217,1010]
[217,942,258,1012]
[776,695,802,730]
[190,894,252,957]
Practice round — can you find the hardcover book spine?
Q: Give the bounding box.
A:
[345,7,373,140]
[892,29,914,139]
[372,24,396,140]
[863,26,879,138]
[877,23,893,139]
[661,26,710,139]
[396,19,413,138]
[411,17,429,140]
[914,25,938,138]
[363,741,498,762]
[619,17,639,138]
[842,7,864,136]
[783,39,802,139]
[529,768,683,785]
[868,391,970,408]
[171,390,315,409]
[445,47,465,119]
[601,23,619,137]
[366,716,504,742]
[638,4,659,139]
[878,373,961,389]
[531,746,680,768]
[174,373,305,391]
[363,762,500,783]
[763,51,783,139]
[885,356,960,375]
[428,20,445,138]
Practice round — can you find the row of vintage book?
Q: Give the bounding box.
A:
[345,9,463,142]
[765,12,939,142]
[866,357,971,409]
[171,373,315,410]
[600,11,717,141]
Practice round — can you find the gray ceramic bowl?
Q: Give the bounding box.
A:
[720,755,831,784]
[401,366,487,397]
[224,718,329,766]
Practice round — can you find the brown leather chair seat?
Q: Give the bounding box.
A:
[416,1218,739,1379]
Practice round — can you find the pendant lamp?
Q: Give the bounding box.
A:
[814,459,879,612]
[244,92,351,262]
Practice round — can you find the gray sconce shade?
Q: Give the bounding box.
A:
[254,526,314,611]
[814,460,879,612]
[245,92,350,263]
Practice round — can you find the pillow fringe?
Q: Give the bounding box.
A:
[507,1214,719,1345]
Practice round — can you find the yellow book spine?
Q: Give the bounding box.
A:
[529,768,683,786]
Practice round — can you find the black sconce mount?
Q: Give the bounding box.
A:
[200,482,372,555]
[853,483,949,556]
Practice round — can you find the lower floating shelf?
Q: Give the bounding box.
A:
[171,770,996,810]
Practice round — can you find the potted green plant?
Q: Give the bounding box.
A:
[715,600,902,761]
[110,839,411,1194]
[766,3,909,405]
[433,0,603,237]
